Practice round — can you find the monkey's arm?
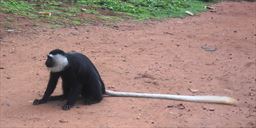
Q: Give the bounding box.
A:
[33,73,60,105]
[105,90,236,105]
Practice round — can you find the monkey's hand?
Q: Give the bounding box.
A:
[33,99,47,105]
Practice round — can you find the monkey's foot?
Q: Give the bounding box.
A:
[62,104,73,110]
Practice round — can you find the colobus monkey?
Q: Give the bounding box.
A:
[33,49,236,110]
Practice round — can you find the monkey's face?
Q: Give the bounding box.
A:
[45,49,69,72]
[45,54,55,68]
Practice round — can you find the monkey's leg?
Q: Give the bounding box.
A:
[82,81,103,105]
[62,83,81,110]
[62,81,70,99]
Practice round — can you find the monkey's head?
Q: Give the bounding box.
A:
[46,49,69,72]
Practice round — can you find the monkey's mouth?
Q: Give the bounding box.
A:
[45,60,54,68]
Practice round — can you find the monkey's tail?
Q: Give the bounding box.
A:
[105,90,236,105]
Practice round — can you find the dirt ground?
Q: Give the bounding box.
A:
[0,1,255,128]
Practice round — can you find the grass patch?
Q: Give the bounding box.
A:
[0,0,37,18]
[0,0,210,26]
[82,0,207,19]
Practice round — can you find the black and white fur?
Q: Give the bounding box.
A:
[33,49,236,110]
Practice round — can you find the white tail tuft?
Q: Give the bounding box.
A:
[105,90,236,105]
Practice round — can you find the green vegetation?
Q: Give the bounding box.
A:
[0,0,210,26]
[79,0,207,19]
[0,0,36,17]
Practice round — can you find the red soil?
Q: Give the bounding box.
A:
[0,1,255,128]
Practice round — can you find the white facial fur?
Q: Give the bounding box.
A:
[48,54,68,72]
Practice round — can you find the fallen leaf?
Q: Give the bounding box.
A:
[81,8,87,11]
[185,11,194,16]
[188,88,199,93]
[38,12,52,16]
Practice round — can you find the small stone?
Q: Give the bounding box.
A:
[249,93,254,96]
[167,105,174,108]
[208,108,215,111]
[6,29,15,32]
[201,44,217,52]
[176,104,185,110]
[59,119,68,123]
[206,6,215,10]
